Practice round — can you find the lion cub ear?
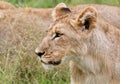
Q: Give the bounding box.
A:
[71,7,98,30]
[52,3,71,21]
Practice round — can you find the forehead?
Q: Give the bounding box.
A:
[48,17,71,32]
[47,23,62,33]
[47,23,64,34]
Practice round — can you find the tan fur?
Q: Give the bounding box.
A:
[70,4,120,29]
[0,2,120,29]
[36,3,120,84]
[0,1,15,10]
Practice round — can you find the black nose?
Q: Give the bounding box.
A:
[35,52,45,57]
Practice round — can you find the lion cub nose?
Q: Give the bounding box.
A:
[35,52,45,57]
[35,48,45,57]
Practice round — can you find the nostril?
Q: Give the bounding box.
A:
[35,52,45,57]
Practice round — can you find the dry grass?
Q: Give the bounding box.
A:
[0,6,70,84]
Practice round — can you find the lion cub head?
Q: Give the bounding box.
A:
[35,3,98,70]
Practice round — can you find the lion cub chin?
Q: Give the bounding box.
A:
[41,63,55,71]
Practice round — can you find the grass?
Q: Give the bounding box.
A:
[0,0,120,84]
[2,0,120,8]
[0,9,70,84]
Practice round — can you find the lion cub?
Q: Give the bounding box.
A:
[35,3,120,84]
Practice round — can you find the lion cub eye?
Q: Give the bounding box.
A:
[53,32,63,39]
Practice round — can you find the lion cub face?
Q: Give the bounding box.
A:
[35,3,98,70]
[35,21,73,70]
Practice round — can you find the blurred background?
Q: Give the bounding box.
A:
[0,0,120,84]
[3,0,120,8]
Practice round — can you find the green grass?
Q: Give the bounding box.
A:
[0,0,120,84]
[3,0,120,8]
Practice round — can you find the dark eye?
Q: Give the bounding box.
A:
[53,32,63,39]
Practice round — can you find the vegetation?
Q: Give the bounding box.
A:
[3,0,120,8]
[0,0,120,84]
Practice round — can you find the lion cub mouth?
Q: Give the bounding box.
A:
[41,60,61,65]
